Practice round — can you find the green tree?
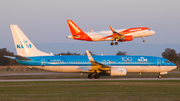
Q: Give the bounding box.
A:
[116,51,127,55]
[162,48,180,65]
[56,51,80,55]
[84,51,96,55]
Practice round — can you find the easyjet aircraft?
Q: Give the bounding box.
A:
[67,20,155,45]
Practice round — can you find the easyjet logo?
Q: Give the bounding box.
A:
[129,28,142,32]
[68,21,80,33]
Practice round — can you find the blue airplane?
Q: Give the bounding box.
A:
[5,25,176,79]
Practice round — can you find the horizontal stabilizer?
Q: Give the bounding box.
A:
[3,55,16,60]
[4,55,31,61]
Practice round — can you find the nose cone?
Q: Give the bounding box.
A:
[150,30,155,35]
[171,63,177,70]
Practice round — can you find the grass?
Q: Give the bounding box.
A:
[0,80,180,101]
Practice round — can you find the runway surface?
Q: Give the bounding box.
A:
[0,71,179,76]
[0,78,180,82]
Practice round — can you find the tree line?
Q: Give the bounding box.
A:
[0,48,17,65]
[56,51,126,56]
[1,47,180,67]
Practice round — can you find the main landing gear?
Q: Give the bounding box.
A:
[88,73,100,79]
[110,41,118,46]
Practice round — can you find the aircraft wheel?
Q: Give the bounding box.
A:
[88,73,94,79]
[110,42,114,46]
[94,74,100,79]
[115,42,118,45]
[143,40,145,42]
[158,75,162,78]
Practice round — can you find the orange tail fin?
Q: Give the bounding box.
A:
[67,20,85,35]
[67,20,92,41]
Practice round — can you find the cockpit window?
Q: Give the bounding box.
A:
[148,29,151,30]
[165,61,170,63]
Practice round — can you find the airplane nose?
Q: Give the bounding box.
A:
[151,30,155,35]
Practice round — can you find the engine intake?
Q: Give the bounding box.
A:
[110,67,127,76]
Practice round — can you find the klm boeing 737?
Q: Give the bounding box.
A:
[5,25,176,79]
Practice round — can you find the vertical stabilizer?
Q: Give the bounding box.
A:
[67,20,92,41]
[67,20,85,35]
[10,25,53,57]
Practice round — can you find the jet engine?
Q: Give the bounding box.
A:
[118,36,133,42]
[110,67,127,76]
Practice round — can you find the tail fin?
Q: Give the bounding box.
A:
[10,25,53,57]
[67,20,86,36]
[67,20,92,41]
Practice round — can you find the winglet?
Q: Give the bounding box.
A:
[90,29,94,32]
[109,26,114,31]
[86,50,95,62]
[109,25,121,35]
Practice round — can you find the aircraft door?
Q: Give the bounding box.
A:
[107,60,111,65]
[41,59,45,67]
[157,59,161,72]
[157,59,161,66]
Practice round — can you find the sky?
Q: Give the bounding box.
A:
[0,0,180,56]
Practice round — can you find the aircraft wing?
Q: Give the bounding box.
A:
[98,26,124,41]
[86,50,110,72]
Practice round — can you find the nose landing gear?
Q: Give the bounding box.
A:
[142,37,145,42]
[158,75,162,78]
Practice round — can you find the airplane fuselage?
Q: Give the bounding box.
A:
[17,55,176,74]
[67,28,155,41]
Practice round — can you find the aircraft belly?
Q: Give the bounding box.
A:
[32,66,90,73]
[116,66,172,73]
[32,65,175,74]
[124,66,147,72]
[130,33,142,38]
[90,35,111,41]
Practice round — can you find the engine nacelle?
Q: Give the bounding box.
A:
[110,67,127,76]
[118,36,133,42]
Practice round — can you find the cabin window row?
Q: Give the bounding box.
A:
[49,61,154,64]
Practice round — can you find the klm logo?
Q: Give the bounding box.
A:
[17,40,32,49]
[138,57,148,61]
[119,70,123,73]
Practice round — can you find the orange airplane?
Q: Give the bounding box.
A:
[67,20,155,45]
